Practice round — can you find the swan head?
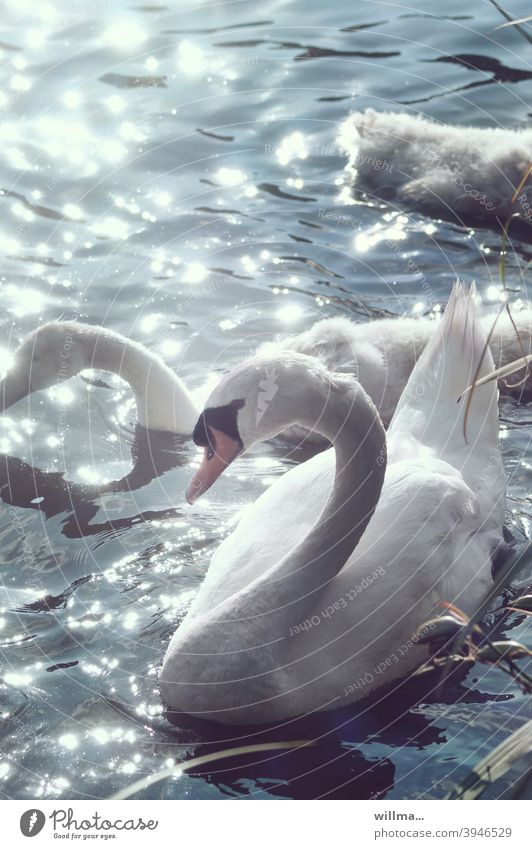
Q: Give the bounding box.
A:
[186,353,349,503]
[0,322,88,411]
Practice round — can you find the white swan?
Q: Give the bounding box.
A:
[160,284,505,724]
[263,305,532,426]
[339,109,532,223]
[0,321,199,435]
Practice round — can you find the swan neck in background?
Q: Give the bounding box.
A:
[87,328,198,434]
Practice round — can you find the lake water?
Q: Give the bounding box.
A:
[0,0,531,800]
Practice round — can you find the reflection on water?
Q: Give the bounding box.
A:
[0,0,531,799]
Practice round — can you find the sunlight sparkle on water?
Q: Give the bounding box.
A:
[277,304,303,323]
[177,41,206,76]
[0,347,14,376]
[120,121,146,143]
[63,203,83,220]
[7,147,31,170]
[91,727,110,744]
[141,313,161,333]
[6,285,44,316]
[276,131,308,166]
[121,762,137,775]
[47,384,74,405]
[216,167,246,187]
[160,339,183,357]
[241,255,256,272]
[10,74,31,92]
[63,90,82,109]
[101,139,127,162]
[76,466,107,485]
[26,29,47,48]
[183,261,207,283]
[4,672,32,686]
[123,611,138,630]
[91,216,130,240]
[152,190,172,208]
[355,219,407,253]
[58,734,79,751]
[103,21,147,51]
[106,95,125,115]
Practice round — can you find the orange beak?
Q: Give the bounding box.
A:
[186,426,242,504]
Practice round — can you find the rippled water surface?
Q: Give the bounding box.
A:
[0,0,531,799]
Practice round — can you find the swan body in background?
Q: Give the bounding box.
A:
[339,109,532,224]
[1,302,530,439]
[0,321,199,435]
[264,304,532,426]
[160,284,505,724]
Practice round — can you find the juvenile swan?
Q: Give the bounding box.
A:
[0,321,199,434]
[160,284,505,724]
[339,109,532,223]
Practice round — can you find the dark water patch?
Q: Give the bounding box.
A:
[0,190,81,222]
[399,13,474,20]
[288,233,313,243]
[0,40,22,51]
[9,255,65,267]
[46,660,80,673]
[165,20,274,35]
[279,255,344,278]
[293,46,401,61]
[317,95,353,102]
[196,128,235,141]
[99,73,168,89]
[209,267,254,279]
[196,205,243,215]
[429,53,532,83]
[258,183,317,202]
[16,577,93,613]
[298,218,323,230]
[340,21,389,32]
[216,39,267,48]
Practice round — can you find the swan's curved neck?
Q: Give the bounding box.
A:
[81,325,198,434]
[252,371,387,625]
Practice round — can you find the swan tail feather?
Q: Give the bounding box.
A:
[389,282,501,466]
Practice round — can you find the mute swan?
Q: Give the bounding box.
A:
[339,109,532,224]
[0,321,199,435]
[160,284,505,724]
